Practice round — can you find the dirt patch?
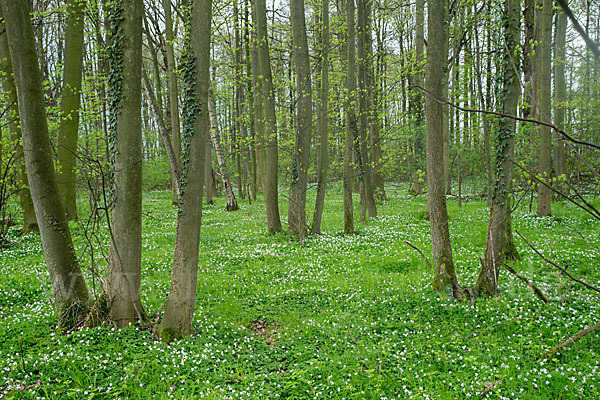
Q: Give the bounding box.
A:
[247,319,279,348]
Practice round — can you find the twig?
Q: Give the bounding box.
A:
[512,161,600,221]
[515,230,600,296]
[413,84,600,151]
[501,264,549,304]
[142,212,159,220]
[403,240,433,272]
[539,321,600,362]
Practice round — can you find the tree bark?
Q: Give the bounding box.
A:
[1,0,89,316]
[163,0,182,206]
[311,0,329,235]
[410,0,425,195]
[357,0,377,220]
[344,0,357,235]
[536,0,552,217]
[554,8,567,195]
[56,0,85,221]
[208,88,239,211]
[255,0,281,233]
[288,0,312,238]
[105,0,145,328]
[476,0,521,297]
[0,8,37,233]
[159,0,211,340]
[425,0,462,298]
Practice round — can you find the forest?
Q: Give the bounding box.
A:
[0,0,599,398]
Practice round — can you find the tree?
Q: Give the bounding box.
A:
[56,0,86,221]
[554,8,567,194]
[0,7,37,233]
[208,87,239,211]
[163,0,182,206]
[255,0,281,233]
[425,0,462,298]
[357,0,377,220]
[159,0,212,340]
[476,0,521,297]
[536,0,552,217]
[288,0,312,238]
[0,1,89,319]
[344,0,357,235]
[311,0,330,235]
[105,0,145,327]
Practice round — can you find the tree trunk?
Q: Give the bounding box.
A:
[476,0,521,297]
[208,88,239,211]
[410,0,425,195]
[159,0,211,340]
[554,8,567,195]
[105,0,145,328]
[357,0,377,220]
[142,68,181,200]
[250,19,265,198]
[288,0,312,238]
[255,0,281,233]
[536,0,552,217]
[426,0,462,299]
[1,0,89,318]
[311,0,329,235]
[0,9,37,233]
[56,0,85,221]
[371,3,385,200]
[343,0,357,235]
[163,0,182,206]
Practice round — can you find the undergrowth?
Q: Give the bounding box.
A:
[0,186,598,399]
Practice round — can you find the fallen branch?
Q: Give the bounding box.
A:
[479,379,502,398]
[539,321,600,361]
[404,240,433,272]
[515,230,600,296]
[501,264,549,304]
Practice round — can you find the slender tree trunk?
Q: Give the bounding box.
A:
[159,0,211,340]
[255,0,281,233]
[536,0,552,217]
[288,0,312,238]
[554,9,567,195]
[476,0,521,297]
[473,4,493,206]
[250,21,265,197]
[1,1,89,317]
[311,0,329,235]
[205,143,215,205]
[56,0,85,221]
[234,0,249,201]
[142,68,181,200]
[410,0,425,195]
[0,9,37,233]
[426,0,462,298]
[344,0,357,235]
[244,0,257,201]
[105,0,145,328]
[357,0,377,220]
[371,3,385,200]
[208,88,239,211]
[163,0,182,206]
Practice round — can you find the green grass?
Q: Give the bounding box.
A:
[0,186,599,399]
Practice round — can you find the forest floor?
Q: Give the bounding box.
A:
[0,186,599,399]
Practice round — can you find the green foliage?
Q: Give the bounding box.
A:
[0,188,599,398]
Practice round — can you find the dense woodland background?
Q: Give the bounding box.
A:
[0,0,599,398]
